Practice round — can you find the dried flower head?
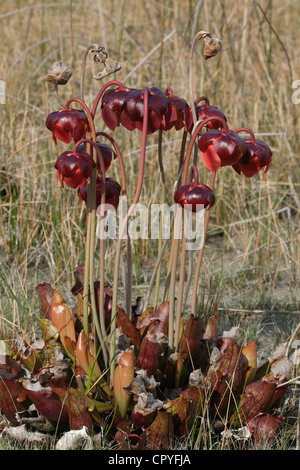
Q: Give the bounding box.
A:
[202,34,222,60]
[47,61,72,85]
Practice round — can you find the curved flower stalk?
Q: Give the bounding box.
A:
[109,87,150,383]
[169,115,227,351]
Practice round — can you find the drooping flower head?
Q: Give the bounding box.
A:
[76,141,115,174]
[101,85,133,131]
[232,136,272,178]
[55,150,96,188]
[46,108,89,144]
[78,176,121,210]
[198,127,246,172]
[101,86,169,134]
[187,96,227,133]
[160,88,191,132]
[174,182,215,212]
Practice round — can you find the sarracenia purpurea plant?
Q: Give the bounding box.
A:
[0,33,296,450]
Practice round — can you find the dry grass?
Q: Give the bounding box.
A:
[0,0,299,449]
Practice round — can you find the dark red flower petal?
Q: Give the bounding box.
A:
[46,108,88,144]
[198,129,246,172]
[55,151,95,189]
[174,182,215,212]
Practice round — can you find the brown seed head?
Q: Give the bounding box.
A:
[47,61,72,85]
[202,34,222,60]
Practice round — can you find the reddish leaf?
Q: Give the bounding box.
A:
[131,405,157,428]
[138,332,168,377]
[146,410,174,450]
[247,414,285,449]
[163,396,196,437]
[230,381,277,426]
[207,369,230,416]
[148,301,170,336]
[135,307,154,334]
[218,343,248,393]
[21,378,69,423]
[0,358,27,425]
[36,283,55,320]
[181,385,206,416]
[67,388,94,430]
[116,306,141,348]
[178,314,206,360]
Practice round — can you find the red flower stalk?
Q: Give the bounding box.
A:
[78,175,121,209]
[187,96,227,133]
[46,108,89,144]
[232,129,273,178]
[77,141,115,174]
[161,88,191,131]
[55,150,96,188]
[198,126,246,173]
[101,86,169,134]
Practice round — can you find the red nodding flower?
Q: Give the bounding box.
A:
[232,134,272,178]
[187,96,227,133]
[174,182,215,212]
[160,88,191,132]
[78,176,121,210]
[76,141,115,174]
[101,86,169,134]
[198,127,246,173]
[46,108,89,144]
[55,151,96,188]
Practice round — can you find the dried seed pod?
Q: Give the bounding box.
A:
[202,34,222,60]
[47,61,72,85]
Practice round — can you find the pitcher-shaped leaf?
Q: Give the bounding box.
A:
[49,290,76,357]
[148,301,170,336]
[181,385,206,417]
[67,387,113,430]
[138,332,168,377]
[145,410,174,450]
[163,396,196,437]
[0,357,27,425]
[36,283,55,320]
[247,414,285,449]
[242,340,257,384]
[230,381,277,426]
[131,391,163,428]
[178,315,206,361]
[75,330,112,397]
[21,378,69,423]
[218,343,248,393]
[116,306,141,348]
[175,315,207,387]
[113,349,135,419]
